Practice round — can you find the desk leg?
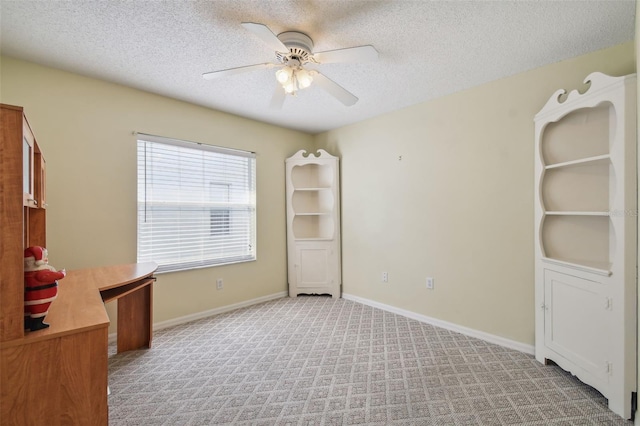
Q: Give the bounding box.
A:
[117,283,152,353]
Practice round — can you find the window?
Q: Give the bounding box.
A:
[210,182,230,236]
[137,134,256,273]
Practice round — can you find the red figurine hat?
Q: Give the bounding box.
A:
[24,246,46,266]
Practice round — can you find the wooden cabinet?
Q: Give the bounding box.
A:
[286,149,341,297]
[1,104,36,342]
[534,73,637,419]
[1,103,55,340]
[0,263,157,425]
[1,318,109,426]
[0,104,157,425]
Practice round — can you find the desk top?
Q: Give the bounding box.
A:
[0,262,157,348]
[71,262,158,292]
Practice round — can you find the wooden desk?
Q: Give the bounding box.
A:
[88,262,157,353]
[0,262,157,426]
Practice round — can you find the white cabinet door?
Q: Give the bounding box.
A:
[293,242,338,296]
[544,270,610,391]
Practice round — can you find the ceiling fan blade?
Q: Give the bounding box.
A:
[312,72,359,106]
[313,45,378,64]
[202,63,273,80]
[241,22,289,53]
[269,85,286,109]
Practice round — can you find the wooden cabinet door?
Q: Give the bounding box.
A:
[22,117,37,208]
[34,145,46,209]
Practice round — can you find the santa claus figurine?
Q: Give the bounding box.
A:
[24,246,66,331]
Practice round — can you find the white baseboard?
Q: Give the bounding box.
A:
[342,292,535,355]
[108,291,288,344]
[108,290,534,356]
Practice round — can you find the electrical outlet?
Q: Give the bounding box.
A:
[216,278,223,290]
[426,277,434,290]
[382,272,388,283]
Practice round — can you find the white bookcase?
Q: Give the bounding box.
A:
[285,149,341,298]
[534,72,637,419]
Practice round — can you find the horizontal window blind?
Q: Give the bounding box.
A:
[137,135,256,273]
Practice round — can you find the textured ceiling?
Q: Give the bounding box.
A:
[0,1,635,134]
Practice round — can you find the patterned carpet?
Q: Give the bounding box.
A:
[107,296,633,425]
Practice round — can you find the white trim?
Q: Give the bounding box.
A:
[135,132,256,158]
[108,291,287,344]
[107,290,534,356]
[342,292,535,355]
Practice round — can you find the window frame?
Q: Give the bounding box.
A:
[136,133,256,273]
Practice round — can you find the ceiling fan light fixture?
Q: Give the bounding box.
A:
[277,66,314,95]
[284,82,296,94]
[297,69,313,88]
[275,67,292,83]
[206,23,377,107]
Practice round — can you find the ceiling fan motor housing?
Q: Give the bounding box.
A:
[276,31,314,65]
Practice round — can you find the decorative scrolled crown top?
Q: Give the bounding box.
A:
[536,72,634,118]
[287,149,337,161]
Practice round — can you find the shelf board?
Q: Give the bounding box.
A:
[294,237,333,241]
[294,212,331,216]
[545,154,610,170]
[100,278,154,303]
[545,211,610,216]
[293,187,331,191]
[541,257,612,276]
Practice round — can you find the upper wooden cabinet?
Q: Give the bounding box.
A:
[21,116,38,208]
[34,145,46,209]
[0,104,48,342]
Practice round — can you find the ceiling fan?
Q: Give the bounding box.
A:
[202,22,378,108]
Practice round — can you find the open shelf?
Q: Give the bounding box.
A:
[292,189,334,214]
[100,278,154,303]
[541,160,609,212]
[545,154,610,170]
[541,215,611,272]
[291,163,333,189]
[545,211,609,216]
[541,103,611,165]
[541,257,612,277]
[292,215,335,239]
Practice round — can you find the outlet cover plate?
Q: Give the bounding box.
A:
[426,277,434,289]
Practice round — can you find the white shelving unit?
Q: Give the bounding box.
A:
[285,149,341,297]
[534,72,637,419]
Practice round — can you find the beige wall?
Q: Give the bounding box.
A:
[1,41,635,346]
[315,42,635,346]
[0,56,313,330]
